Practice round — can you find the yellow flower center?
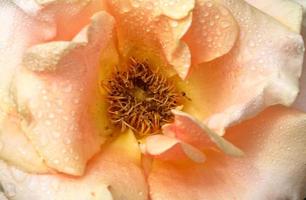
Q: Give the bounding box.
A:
[103,58,183,137]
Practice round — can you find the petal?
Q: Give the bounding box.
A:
[144,134,206,163]
[183,0,239,63]
[13,0,107,40]
[163,110,244,156]
[149,106,306,200]
[0,112,48,173]
[0,1,55,172]
[245,0,303,33]
[183,0,304,134]
[0,131,148,200]
[105,0,193,78]
[14,11,116,175]
[293,23,306,112]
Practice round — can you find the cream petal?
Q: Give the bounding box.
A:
[293,6,306,112]
[183,0,304,134]
[149,106,306,200]
[14,11,116,175]
[144,134,206,163]
[0,131,147,200]
[245,0,303,33]
[183,0,239,63]
[0,0,56,172]
[0,112,48,173]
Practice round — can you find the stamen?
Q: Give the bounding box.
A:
[103,58,184,137]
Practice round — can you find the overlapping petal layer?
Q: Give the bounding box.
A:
[148,106,306,200]
[245,0,303,33]
[144,134,206,163]
[0,131,148,200]
[13,11,116,175]
[105,0,194,78]
[183,0,304,134]
[0,0,56,172]
[183,0,239,63]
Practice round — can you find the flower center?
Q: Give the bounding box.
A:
[104,58,182,137]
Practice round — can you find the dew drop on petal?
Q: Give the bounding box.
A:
[63,84,73,93]
[206,1,213,7]
[64,138,72,145]
[170,20,179,28]
[220,20,231,28]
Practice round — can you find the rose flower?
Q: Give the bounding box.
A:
[0,0,306,199]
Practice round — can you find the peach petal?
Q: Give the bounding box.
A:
[245,0,303,33]
[149,106,306,200]
[145,134,206,163]
[183,0,239,63]
[184,0,304,134]
[0,131,148,200]
[106,0,193,79]
[14,11,116,175]
[163,110,244,156]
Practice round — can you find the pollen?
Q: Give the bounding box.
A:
[103,58,182,137]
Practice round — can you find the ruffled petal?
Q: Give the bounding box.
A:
[245,0,303,33]
[162,110,244,156]
[0,131,147,200]
[183,0,304,134]
[148,106,306,200]
[183,0,239,63]
[105,0,193,78]
[144,134,206,163]
[14,11,116,175]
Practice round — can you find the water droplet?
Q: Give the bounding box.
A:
[73,99,80,104]
[170,20,178,28]
[249,41,255,47]
[131,0,140,8]
[64,138,72,145]
[63,85,72,93]
[52,131,61,138]
[220,21,231,28]
[206,1,213,7]
[45,120,52,126]
[145,1,153,10]
[48,113,55,119]
[63,116,69,121]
